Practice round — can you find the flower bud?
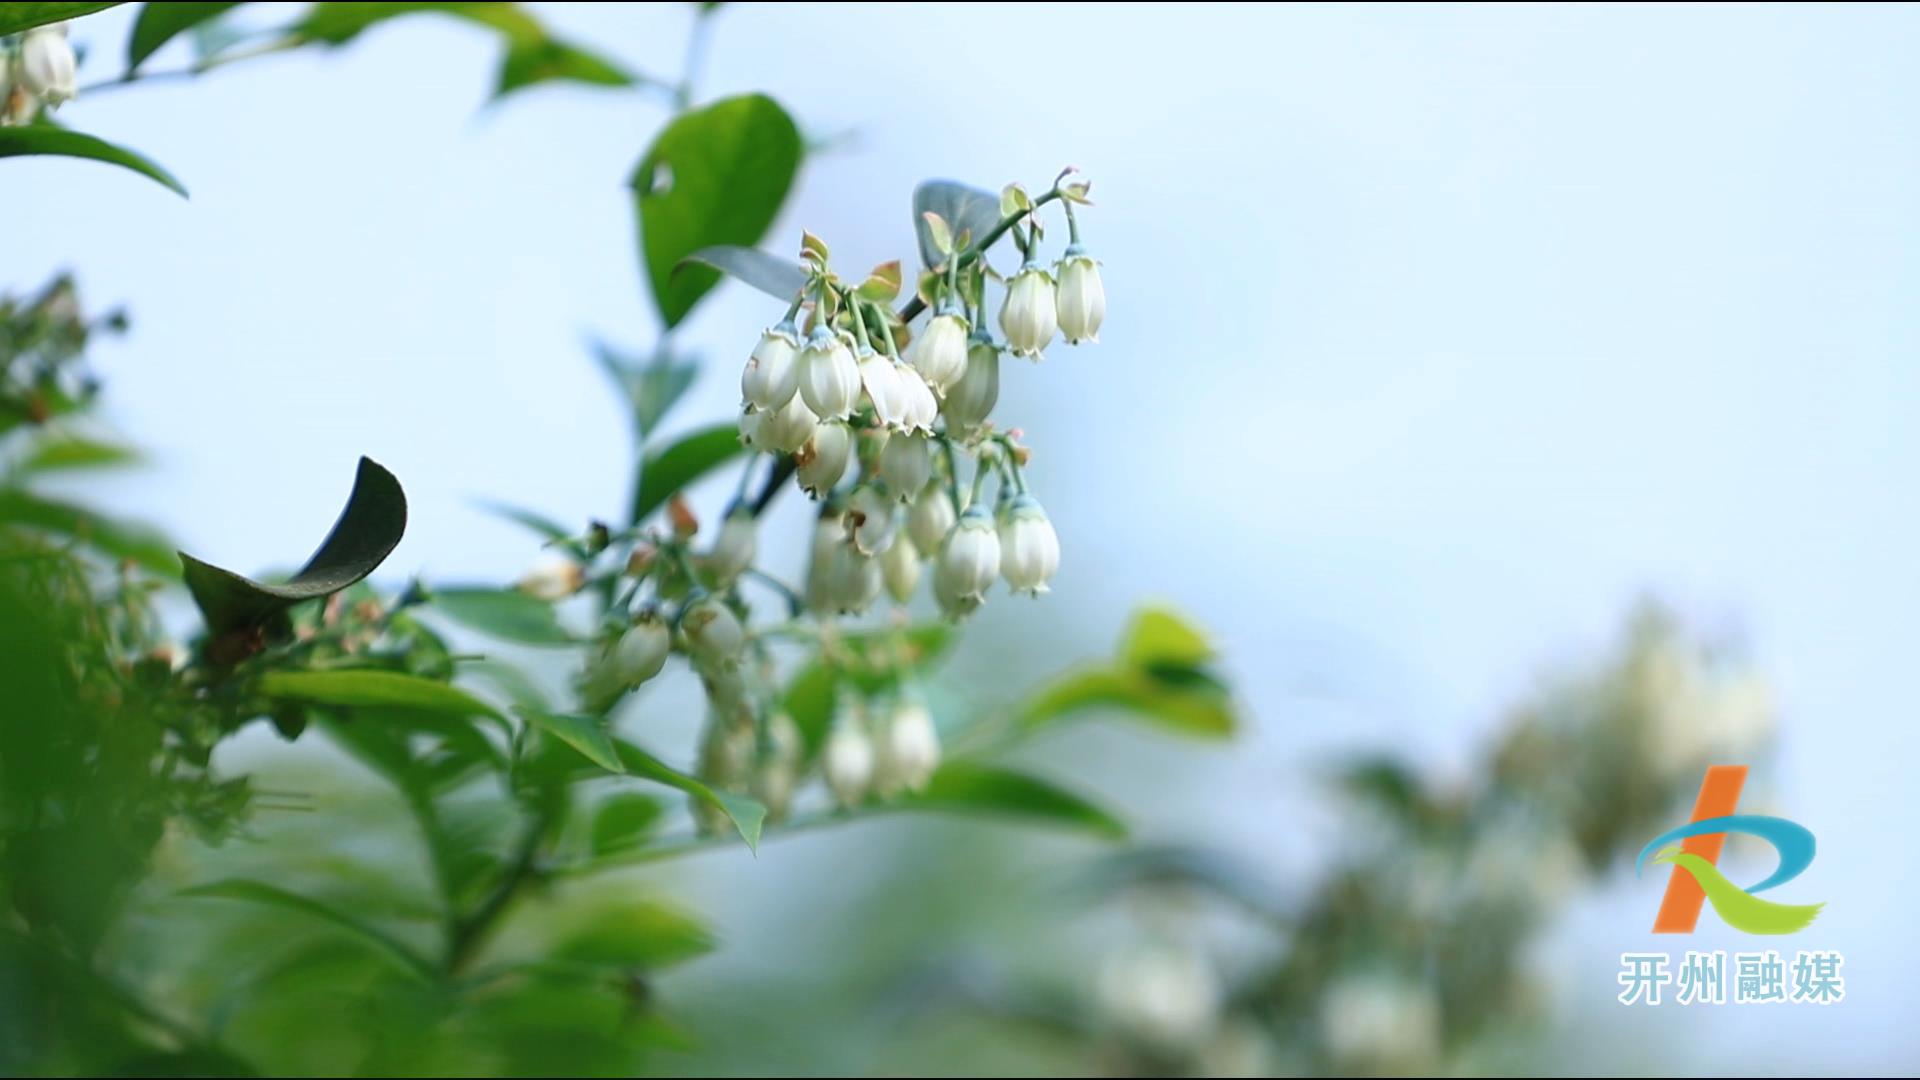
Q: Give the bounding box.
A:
[795,420,851,497]
[740,322,801,410]
[19,25,76,107]
[999,263,1057,358]
[943,336,1001,437]
[847,486,897,556]
[997,494,1059,595]
[752,710,802,822]
[898,363,939,434]
[906,311,970,393]
[1054,246,1106,344]
[823,537,883,614]
[706,504,756,588]
[609,611,671,688]
[823,703,874,809]
[680,597,744,669]
[856,348,908,430]
[875,699,940,796]
[748,392,818,455]
[516,558,583,601]
[878,431,932,501]
[805,507,846,615]
[933,504,1000,618]
[798,327,860,420]
[907,483,957,556]
[881,533,920,603]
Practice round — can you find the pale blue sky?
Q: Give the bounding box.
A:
[8,3,1919,1072]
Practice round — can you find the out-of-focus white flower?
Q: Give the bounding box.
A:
[1464,810,1586,912]
[795,420,851,497]
[680,597,745,670]
[706,504,756,587]
[857,349,908,430]
[996,494,1059,595]
[746,393,818,455]
[1318,974,1441,1072]
[19,24,76,107]
[848,486,897,556]
[1097,943,1221,1051]
[798,327,860,420]
[934,504,999,618]
[823,702,874,808]
[752,711,802,821]
[1638,633,1776,774]
[878,431,932,501]
[822,535,883,614]
[999,262,1057,358]
[906,311,970,393]
[609,612,671,689]
[881,533,920,603]
[1054,246,1106,344]
[694,712,756,834]
[875,699,940,796]
[805,507,846,615]
[898,362,939,433]
[740,322,801,411]
[941,336,1001,437]
[516,558,583,601]
[907,482,957,555]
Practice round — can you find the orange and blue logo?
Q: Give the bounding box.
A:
[1637,765,1823,935]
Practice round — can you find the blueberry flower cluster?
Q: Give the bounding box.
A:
[0,22,76,126]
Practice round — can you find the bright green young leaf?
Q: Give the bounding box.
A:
[496,35,632,97]
[427,585,577,646]
[1121,605,1217,670]
[0,487,176,574]
[0,127,187,197]
[517,707,625,775]
[262,670,503,721]
[1020,666,1234,739]
[593,341,698,438]
[628,422,744,526]
[590,792,665,855]
[913,179,1000,268]
[292,2,635,101]
[553,900,714,970]
[675,245,808,304]
[15,434,140,474]
[896,762,1127,839]
[633,93,802,327]
[0,2,120,36]
[180,456,406,640]
[176,879,436,979]
[615,739,765,850]
[126,1,239,70]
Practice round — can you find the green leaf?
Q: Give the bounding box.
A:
[176,879,436,979]
[496,36,633,98]
[427,585,577,646]
[920,212,953,258]
[0,487,177,574]
[474,498,571,543]
[0,2,120,36]
[615,740,765,850]
[0,127,187,197]
[553,901,713,970]
[913,179,1000,268]
[896,763,1127,839]
[517,707,625,775]
[14,434,140,474]
[458,657,551,713]
[180,456,406,639]
[856,260,902,303]
[633,93,802,328]
[126,1,239,70]
[675,245,808,304]
[261,670,502,720]
[590,793,664,855]
[627,422,744,527]
[1121,605,1216,669]
[593,341,698,439]
[1020,666,1234,739]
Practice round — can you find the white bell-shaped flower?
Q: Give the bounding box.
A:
[905,311,970,393]
[706,504,757,587]
[823,702,874,809]
[19,25,76,107]
[942,336,1001,437]
[881,534,920,603]
[857,348,908,430]
[1054,246,1106,344]
[907,483,957,555]
[798,327,860,420]
[875,699,941,796]
[878,431,932,501]
[934,504,1000,618]
[740,322,802,410]
[997,494,1060,595]
[999,262,1058,358]
[795,420,851,497]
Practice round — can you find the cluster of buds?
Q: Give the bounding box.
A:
[737,170,1096,622]
[1,22,76,126]
[822,689,941,808]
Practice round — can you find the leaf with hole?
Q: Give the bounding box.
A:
[179,456,406,640]
[633,94,802,327]
[0,127,187,197]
